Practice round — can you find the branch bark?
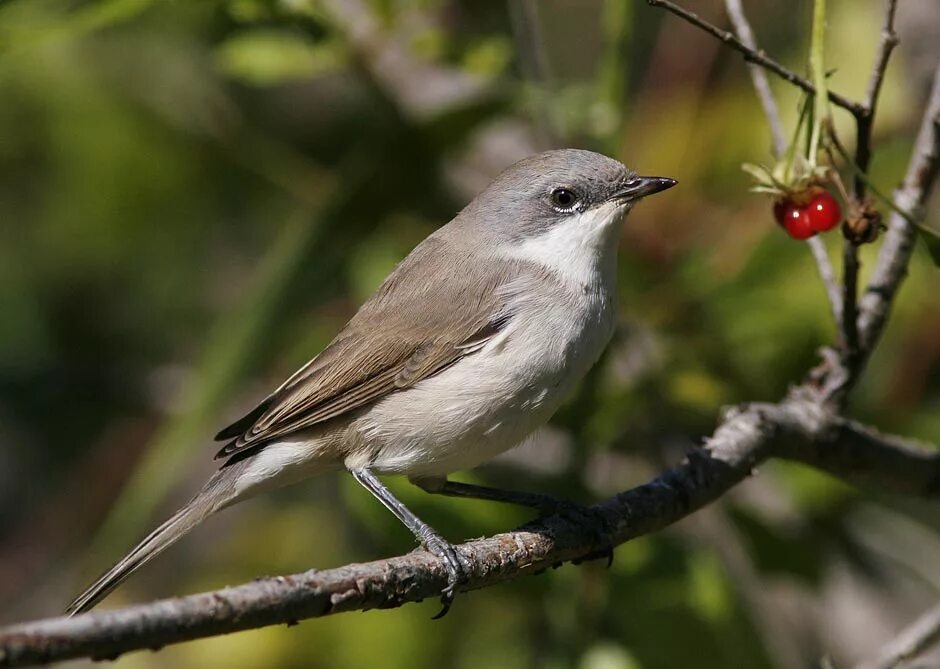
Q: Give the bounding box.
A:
[857,0,901,196]
[838,0,901,384]
[1,394,938,668]
[857,603,940,669]
[858,62,940,350]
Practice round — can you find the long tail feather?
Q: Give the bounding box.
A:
[66,466,243,616]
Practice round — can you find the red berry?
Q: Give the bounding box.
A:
[773,199,788,225]
[806,191,842,232]
[781,203,815,240]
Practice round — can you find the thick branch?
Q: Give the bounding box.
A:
[785,417,940,495]
[2,397,938,667]
[646,0,863,117]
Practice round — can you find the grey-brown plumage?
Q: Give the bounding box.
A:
[214,234,523,460]
[66,149,676,617]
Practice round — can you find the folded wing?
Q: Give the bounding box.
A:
[214,235,520,460]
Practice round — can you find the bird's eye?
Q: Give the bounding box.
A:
[550,188,579,210]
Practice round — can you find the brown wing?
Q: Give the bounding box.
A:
[214,233,520,460]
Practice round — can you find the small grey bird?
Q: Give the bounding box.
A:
[67,149,675,617]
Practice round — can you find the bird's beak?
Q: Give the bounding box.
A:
[610,176,678,202]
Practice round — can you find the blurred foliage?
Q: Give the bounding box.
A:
[1,0,939,668]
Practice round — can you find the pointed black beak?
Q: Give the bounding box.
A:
[610,176,678,202]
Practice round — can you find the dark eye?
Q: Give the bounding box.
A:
[550,188,579,210]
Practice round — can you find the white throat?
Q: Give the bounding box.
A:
[501,200,627,292]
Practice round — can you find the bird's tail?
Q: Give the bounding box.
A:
[66,463,247,616]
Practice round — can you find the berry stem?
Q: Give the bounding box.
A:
[821,155,853,207]
[783,97,812,185]
[808,0,830,168]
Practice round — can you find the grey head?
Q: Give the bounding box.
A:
[454,148,676,243]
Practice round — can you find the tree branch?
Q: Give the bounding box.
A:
[646,0,863,117]
[857,0,901,193]
[1,394,938,667]
[838,0,900,383]
[857,603,940,669]
[840,241,861,361]
[809,237,843,323]
[858,62,940,351]
[785,416,940,495]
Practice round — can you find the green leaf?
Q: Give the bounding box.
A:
[742,162,788,191]
[741,162,772,183]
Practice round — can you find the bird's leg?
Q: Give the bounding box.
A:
[350,468,469,618]
[412,478,614,566]
[412,478,572,514]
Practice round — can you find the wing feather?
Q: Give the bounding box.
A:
[213,234,522,461]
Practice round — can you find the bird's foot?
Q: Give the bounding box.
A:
[422,533,471,619]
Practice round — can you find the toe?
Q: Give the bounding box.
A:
[423,536,468,619]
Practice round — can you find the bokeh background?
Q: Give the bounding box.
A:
[2,0,939,667]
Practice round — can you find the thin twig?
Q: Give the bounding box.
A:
[808,237,843,322]
[723,0,786,155]
[857,0,901,195]
[859,62,940,350]
[721,0,842,324]
[840,243,861,357]
[857,603,940,669]
[838,0,900,373]
[1,399,939,667]
[646,0,863,117]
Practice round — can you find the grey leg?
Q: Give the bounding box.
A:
[415,479,571,514]
[351,468,468,618]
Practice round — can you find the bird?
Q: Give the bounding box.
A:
[66,148,676,618]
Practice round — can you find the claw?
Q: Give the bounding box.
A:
[432,581,456,619]
[573,546,615,567]
[424,537,468,619]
